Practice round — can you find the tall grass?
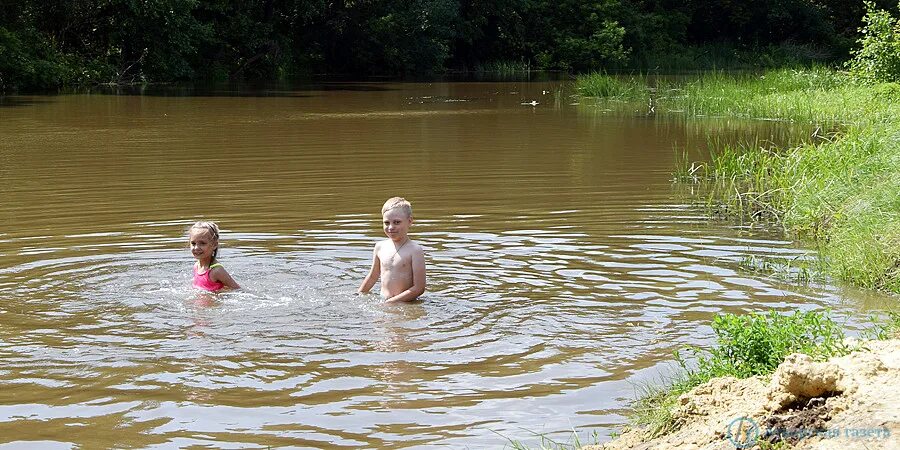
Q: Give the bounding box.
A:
[695,123,900,291]
[500,429,602,450]
[575,72,647,99]
[666,69,878,124]
[581,67,900,294]
[581,67,887,123]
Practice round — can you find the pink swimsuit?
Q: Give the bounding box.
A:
[193,263,225,292]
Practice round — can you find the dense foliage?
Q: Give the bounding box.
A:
[1,0,895,91]
[847,1,900,82]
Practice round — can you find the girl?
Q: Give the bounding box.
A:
[189,221,240,291]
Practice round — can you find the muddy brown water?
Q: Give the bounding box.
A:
[0,81,893,448]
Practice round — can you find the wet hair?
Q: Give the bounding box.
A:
[189,221,220,260]
[381,197,413,218]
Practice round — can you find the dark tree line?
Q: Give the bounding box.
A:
[0,0,895,90]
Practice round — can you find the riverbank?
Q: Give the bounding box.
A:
[505,312,899,449]
[587,336,900,450]
[572,68,900,446]
[579,68,900,294]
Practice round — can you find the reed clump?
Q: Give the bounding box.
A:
[575,72,646,99]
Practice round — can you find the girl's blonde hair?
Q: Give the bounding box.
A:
[189,221,221,259]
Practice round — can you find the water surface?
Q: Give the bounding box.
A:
[0,81,893,448]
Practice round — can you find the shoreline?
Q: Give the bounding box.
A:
[587,337,900,450]
[577,67,900,295]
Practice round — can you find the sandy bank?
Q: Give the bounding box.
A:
[588,339,900,450]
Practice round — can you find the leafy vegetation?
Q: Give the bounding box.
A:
[689,312,849,380]
[847,1,900,82]
[2,0,896,91]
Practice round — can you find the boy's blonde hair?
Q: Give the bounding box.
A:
[382,197,413,218]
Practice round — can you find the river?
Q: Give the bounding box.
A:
[0,81,893,448]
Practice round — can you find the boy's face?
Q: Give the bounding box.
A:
[382,208,412,242]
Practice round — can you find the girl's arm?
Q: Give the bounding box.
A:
[211,266,241,289]
[358,244,381,294]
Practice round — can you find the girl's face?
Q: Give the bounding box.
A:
[189,228,217,262]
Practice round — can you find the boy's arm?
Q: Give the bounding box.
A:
[211,267,241,289]
[357,245,381,294]
[385,246,426,303]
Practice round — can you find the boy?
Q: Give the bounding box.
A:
[358,197,427,303]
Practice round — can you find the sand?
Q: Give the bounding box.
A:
[587,339,900,450]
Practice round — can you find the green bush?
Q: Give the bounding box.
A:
[686,311,849,381]
[557,21,629,71]
[847,1,900,83]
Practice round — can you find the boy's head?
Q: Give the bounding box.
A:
[381,197,413,242]
[381,197,412,218]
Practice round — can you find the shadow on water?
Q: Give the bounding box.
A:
[79,81,399,97]
[0,96,55,108]
[4,80,399,99]
[6,71,572,99]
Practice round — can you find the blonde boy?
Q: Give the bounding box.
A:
[357,197,426,302]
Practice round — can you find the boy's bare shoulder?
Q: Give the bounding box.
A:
[408,239,425,254]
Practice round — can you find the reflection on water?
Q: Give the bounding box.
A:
[0,81,893,448]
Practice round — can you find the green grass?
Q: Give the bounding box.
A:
[499,428,602,450]
[575,72,647,99]
[695,123,900,292]
[862,311,900,340]
[581,67,900,294]
[660,68,869,124]
[578,67,879,123]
